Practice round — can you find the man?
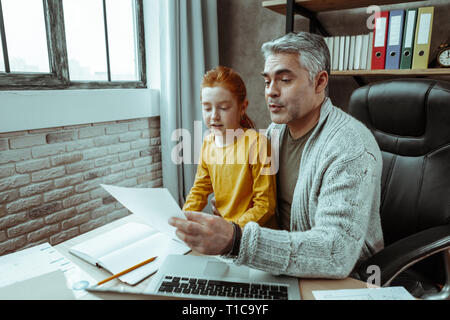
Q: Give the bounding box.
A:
[169,32,384,279]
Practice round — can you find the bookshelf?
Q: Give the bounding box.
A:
[262,0,427,15]
[261,0,450,79]
[331,68,450,76]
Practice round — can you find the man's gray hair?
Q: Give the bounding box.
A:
[261,32,330,85]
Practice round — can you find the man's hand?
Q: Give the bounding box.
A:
[168,211,234,255]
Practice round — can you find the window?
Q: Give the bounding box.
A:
[0,0,146,90]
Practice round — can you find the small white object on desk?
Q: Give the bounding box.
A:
[312,286,415,300]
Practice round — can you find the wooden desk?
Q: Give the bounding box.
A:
[55,214,370,300]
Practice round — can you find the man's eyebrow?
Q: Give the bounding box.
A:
[261,69,294,77]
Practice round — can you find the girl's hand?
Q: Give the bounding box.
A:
[210,197,221,217]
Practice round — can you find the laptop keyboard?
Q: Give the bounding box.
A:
[157,275,288,300]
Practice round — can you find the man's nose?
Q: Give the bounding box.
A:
[267,82,280,98]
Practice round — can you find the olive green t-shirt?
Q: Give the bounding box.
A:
[277,126,315,230]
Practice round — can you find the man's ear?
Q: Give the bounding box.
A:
[315,71,328,94]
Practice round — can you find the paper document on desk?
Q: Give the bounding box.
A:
[0,243,95,299]
[0,270,75,300]
[312,286,415,300]
[101,184,186,240]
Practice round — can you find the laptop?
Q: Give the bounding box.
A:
[87,254,301,300]
[148,254,300,300]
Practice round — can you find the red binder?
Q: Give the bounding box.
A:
[371,11,389,70]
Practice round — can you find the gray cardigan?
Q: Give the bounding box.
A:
[234,97,384,279]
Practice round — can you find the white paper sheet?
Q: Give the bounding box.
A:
[374,17,387,47]
[388,15,402,46]
[312,286,415,300]
[404,10,416,47]
[101,184,186,240]
[417,13,432,45]
[0,270,76,300]
[70,222,158,264]
[0,243,95,299]
[100,232,189,285]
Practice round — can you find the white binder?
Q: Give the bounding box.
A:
[339,36,345,71]
[333,36,340,71]
[354,35,363,70]
[348,35,356,71]
[343,35,350,70]
[367,32,374,70]
[360,34,369,70]
[328,37,334,71]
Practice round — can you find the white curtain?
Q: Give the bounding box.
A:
[159,0,219,205]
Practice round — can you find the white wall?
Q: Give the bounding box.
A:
[0,0,161,133]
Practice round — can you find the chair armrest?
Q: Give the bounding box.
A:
[357,225,450,286]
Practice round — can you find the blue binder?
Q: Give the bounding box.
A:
[386,10,405,69]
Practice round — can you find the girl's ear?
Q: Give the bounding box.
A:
[241,99,249,115]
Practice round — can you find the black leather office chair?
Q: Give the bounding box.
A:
[347,78,450,299]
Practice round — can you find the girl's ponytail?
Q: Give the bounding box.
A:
[240,113,255,129]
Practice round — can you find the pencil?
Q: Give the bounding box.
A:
[96,256,158,286]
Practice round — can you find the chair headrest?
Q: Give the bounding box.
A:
[348,78,450,156]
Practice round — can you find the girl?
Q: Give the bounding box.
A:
[182,66,276,228]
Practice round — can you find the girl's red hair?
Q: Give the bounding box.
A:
[201,66,255,129]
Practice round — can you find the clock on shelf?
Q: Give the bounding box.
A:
[437,43,450,68]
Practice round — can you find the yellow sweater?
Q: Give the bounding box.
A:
[183,129,276,228]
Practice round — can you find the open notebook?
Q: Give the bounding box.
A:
[69,222,190,285]
[69,185,191,285]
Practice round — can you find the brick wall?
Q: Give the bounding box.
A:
[0,117,162,255]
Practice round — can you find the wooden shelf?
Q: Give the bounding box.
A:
[262,0,426,15]
[331,69,450,76]
[261,0,449,83]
